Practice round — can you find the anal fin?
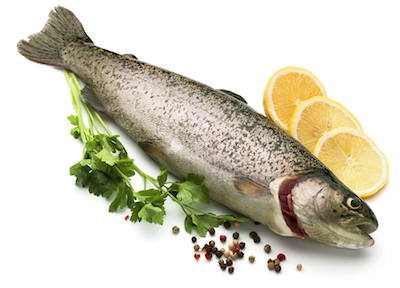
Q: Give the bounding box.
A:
[138,141,164,157]
[81,85,107,113]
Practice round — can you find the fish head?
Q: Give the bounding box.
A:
[286,169,378,248]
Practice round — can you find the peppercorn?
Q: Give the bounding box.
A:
[253,235,261,243]
[274,258,280,266]
[220,235,227,242]
[212,247,218,254]
[205,244,213,252]
[208,228,215,235]
[228,242,235,250]
[226,259,233,266]
[231,252,238,260]
[233,232,239,239]
[277,253,286,261]
[215,251,223,258]
[220,248,225,253]
[232,246,240,254]
[234,221,241,228]
[194,244,200,251]
[228,267,234,274]
[297,264,302,271]
[249,231,258,238]
[205,251,212,260]
[209,240,215,247]
[275,265,282,272]
[239,242,245,249]
[268,261,275,270]
[249,255,255,263]
[224,250,230,258]
[264,244,271,253]
[191,236,197,243]
[220,262,227,270]
[237,251,244,258]
[223,221,231,229]
[254,221,260,225]
[172,226,179,234]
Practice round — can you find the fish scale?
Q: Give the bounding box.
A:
[17,6,378,248]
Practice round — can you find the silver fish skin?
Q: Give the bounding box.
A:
[17,6,378,248]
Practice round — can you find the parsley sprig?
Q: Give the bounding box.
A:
[63,69,249,236]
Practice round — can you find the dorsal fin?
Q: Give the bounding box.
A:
[219,89,247,104]
[122,54,138,60]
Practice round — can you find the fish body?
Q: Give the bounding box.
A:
[18,7,378,248]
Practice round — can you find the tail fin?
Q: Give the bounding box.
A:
[17,6,92,67]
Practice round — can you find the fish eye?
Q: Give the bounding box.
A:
[346,197,361,210]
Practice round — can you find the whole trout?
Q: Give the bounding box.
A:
[18,6,378,248]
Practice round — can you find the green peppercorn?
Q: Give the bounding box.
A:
[268,261,275,270]
[231,252,238,260]
[274,258,280,266]
[249,255,255,263]
[172,226,179,234]
[264,244,271,253]
[194,244,200,251]
[218,259,224,264]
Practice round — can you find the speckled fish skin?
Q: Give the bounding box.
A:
[17,6,378,248]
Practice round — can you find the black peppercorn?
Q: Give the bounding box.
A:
[208,228,215,235]
[223,221,231,229]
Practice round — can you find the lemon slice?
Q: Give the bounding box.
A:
[288,96,363,152]
[263,67,327,132]
[314,127,389,198]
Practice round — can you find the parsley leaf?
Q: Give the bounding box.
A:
[170,173,209,205]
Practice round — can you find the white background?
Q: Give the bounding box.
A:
[2,0,399,287]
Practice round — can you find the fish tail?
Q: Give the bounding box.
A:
[17,6,92,67]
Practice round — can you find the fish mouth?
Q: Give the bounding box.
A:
[335,216,378,248]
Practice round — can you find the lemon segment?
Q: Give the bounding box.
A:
[313,127,389,198]
[263,67,327,132]
[288,96,363,153]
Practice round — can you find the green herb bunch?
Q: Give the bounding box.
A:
[64,70,249,236]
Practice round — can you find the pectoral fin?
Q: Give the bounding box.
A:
[234,178,270,197]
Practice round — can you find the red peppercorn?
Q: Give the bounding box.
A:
[232,246,240,253]
[220,235,227,242]
[194,254,200,260]
[205,252,213,260]
[226,259,233,266]
[277,253,286,261]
